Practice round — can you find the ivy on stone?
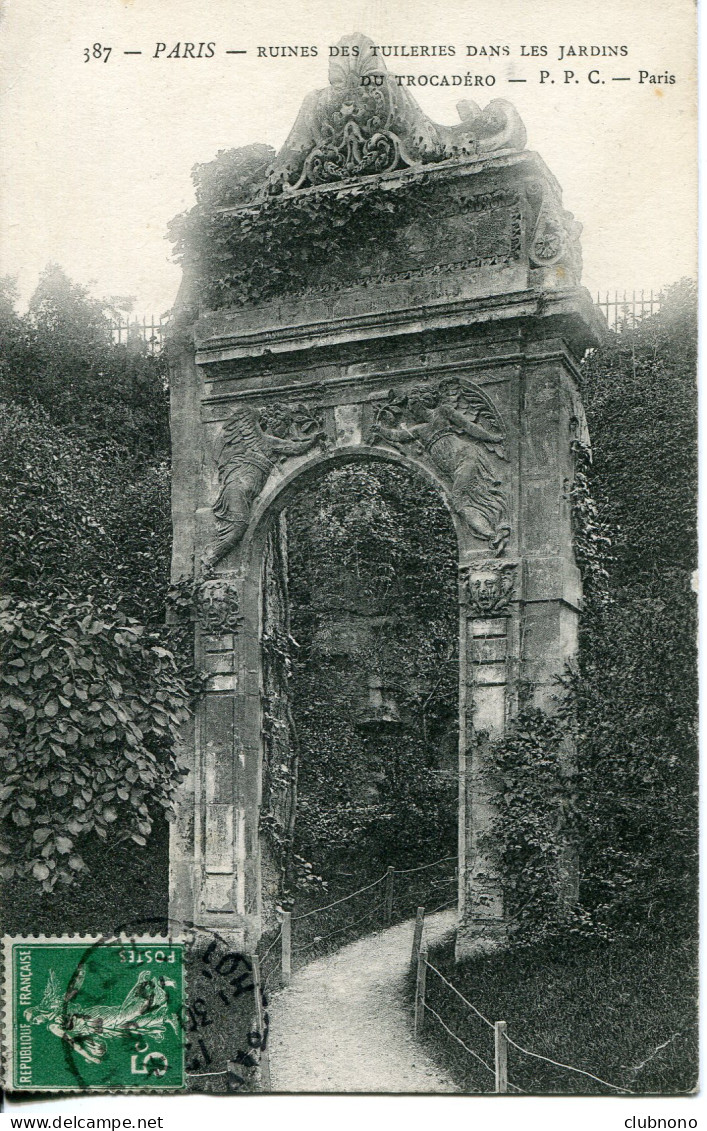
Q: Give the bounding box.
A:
[168,145,475,310]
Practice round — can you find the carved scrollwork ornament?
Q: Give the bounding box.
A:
[526,178,583,279]
[263,33,528,194]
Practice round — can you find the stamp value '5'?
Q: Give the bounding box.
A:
[3,937,186,1091]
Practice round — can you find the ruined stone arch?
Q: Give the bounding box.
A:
[167,33,602,957]
[246,443,462,928]
[245,442,460,564]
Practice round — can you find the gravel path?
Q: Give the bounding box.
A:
[268,910,458,1093]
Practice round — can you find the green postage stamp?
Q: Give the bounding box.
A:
[3,937,186,1091]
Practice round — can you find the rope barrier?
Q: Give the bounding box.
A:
[292,902,383,953]
[392,854,456,876]
[425,958,633,1095]
[427,897,457,915]
[260,953,280,983]
[274,856,633,1097]
[259,930,282,964]
[425,961,495,1030]
[503,1033,634,1095]
[292,872,387,921]
[423,1002,496,1079]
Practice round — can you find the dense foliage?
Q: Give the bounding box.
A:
[573,279,697,934]
[168,144,475,310]
[0,268,186,906]
[0,596,187,891]
[581,280,697,582]
[1,267,168,454]
[285,464,459,888]
[489,281,697,941]
[1,400,170,621]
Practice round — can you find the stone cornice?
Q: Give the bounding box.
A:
[193,287,603,368]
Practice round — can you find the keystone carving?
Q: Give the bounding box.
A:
[203,403,325,570]
[196,578,243,634]
[368,378,511,554]
[265,33,527,193]
[462,562,517,617]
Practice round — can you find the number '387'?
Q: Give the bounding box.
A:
[84,44,112,62]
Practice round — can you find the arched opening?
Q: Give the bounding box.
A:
[257,455,459,935]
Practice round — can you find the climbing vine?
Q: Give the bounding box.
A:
[168,145,512,310]
[487,704,580,943]
[487,440,614,942]
[489,283,697,942]
[569,439,614,606]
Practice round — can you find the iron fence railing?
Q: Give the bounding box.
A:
[108,314,170,355]
[595,289,663,332]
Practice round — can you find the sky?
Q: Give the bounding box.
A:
[0,0,697,317]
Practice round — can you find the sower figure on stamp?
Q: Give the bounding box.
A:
[370,383,511,553]
[24,967,179,1066]
[203,404,325,571]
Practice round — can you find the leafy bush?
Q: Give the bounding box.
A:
[0,266,168,454]
[0,271,181,904]
[0,595,189,891]
[574,280,697,933]
[0,400,170,622]
[285,464,459,888]
[580,278,697,582]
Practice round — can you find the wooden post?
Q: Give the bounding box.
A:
[494,1020,508,1094]
[250,955,271,1091]
[414,941,428,1038]
[384,865,395,924]
[411,905,425,969]
[282,911,292,986]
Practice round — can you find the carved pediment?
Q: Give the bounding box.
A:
[265,33,527,193]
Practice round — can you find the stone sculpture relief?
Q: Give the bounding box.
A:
[526,179,583,281]
[202,403,325,571]
[462,563,517,617]
[264,33,527,193]
[196,578,243,634]
[368,379,511,553]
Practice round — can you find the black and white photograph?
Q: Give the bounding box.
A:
[0,0,698,1121]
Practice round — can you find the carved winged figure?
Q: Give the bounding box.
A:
[370,380,510,553]
[24,968,178,1065]
[203,404,324,571]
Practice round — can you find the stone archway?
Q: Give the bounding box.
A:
[167,33,602,957]
[253,448,461,931]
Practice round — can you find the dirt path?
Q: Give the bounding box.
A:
[267,910,458,1093]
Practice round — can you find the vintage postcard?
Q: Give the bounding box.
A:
[0,0,697,1114]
